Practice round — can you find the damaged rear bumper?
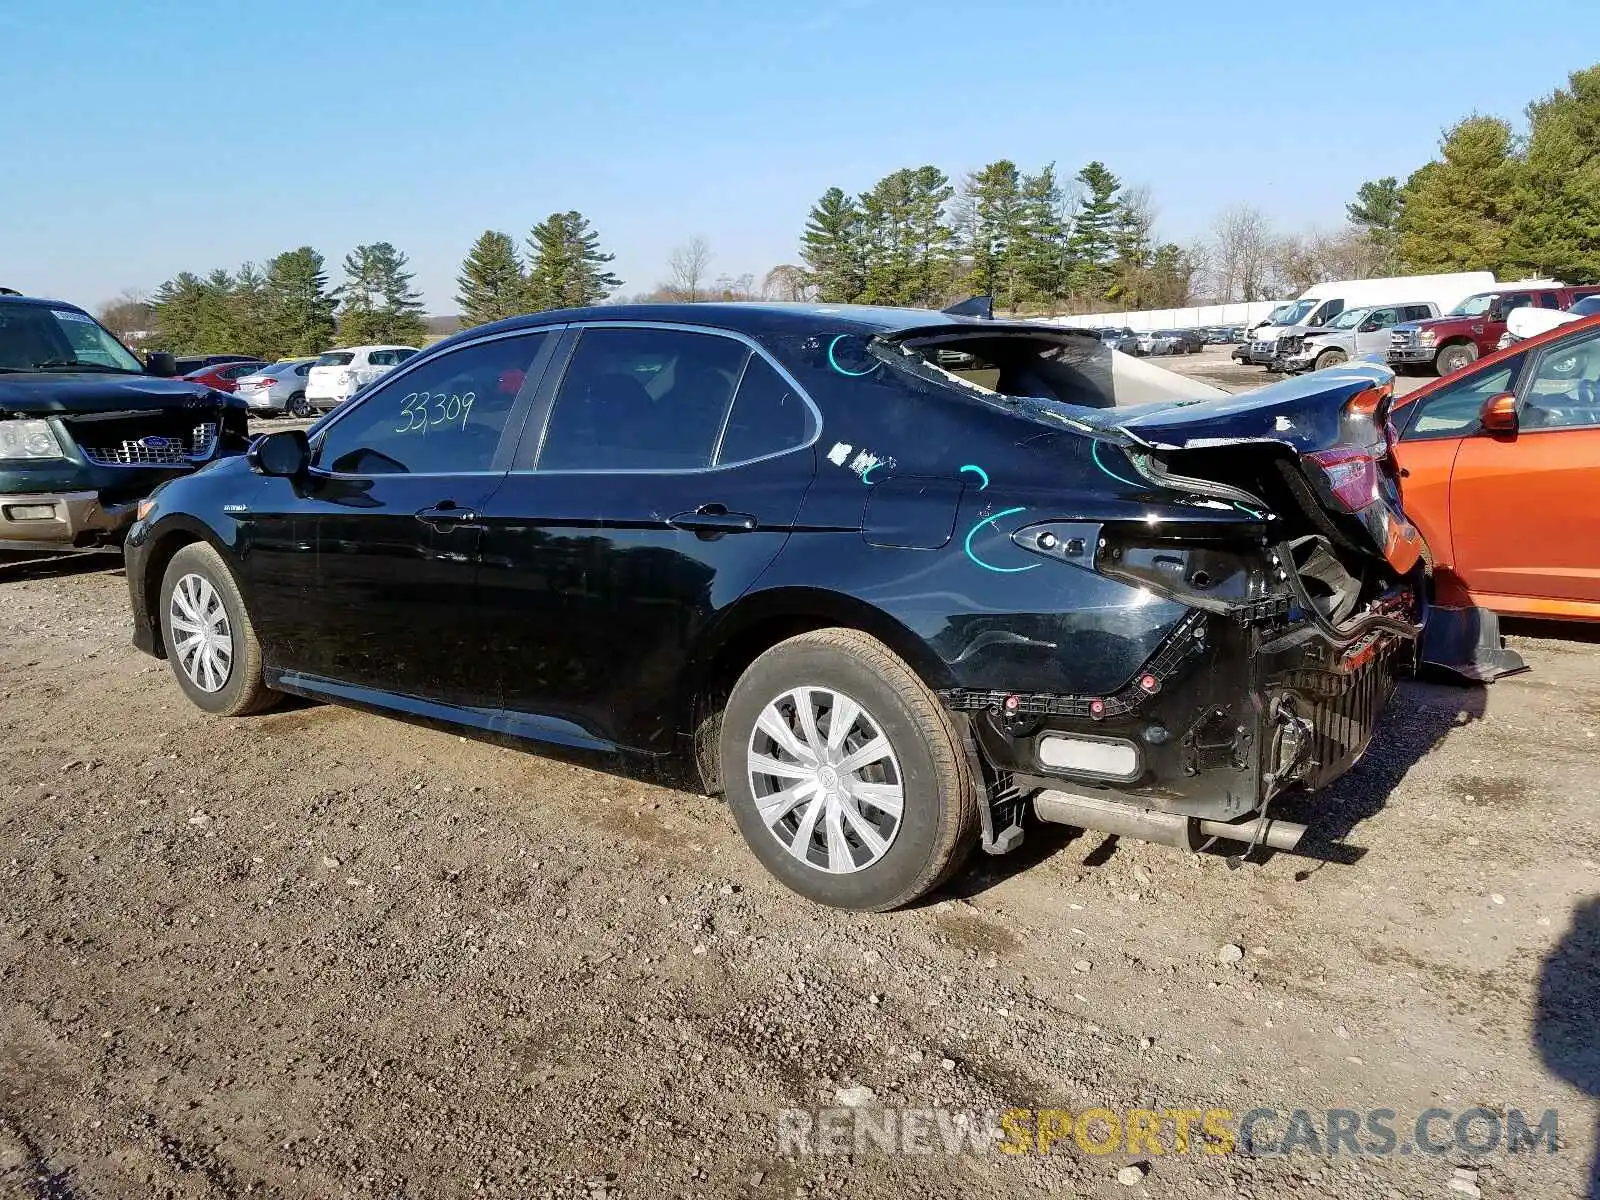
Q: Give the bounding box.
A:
[942,583,1420,853]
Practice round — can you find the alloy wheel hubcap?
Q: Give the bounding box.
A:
[169,573,233,693]
[747,686,903,874]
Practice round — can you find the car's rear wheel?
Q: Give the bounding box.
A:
[159,542,277,717]
[1436,343,1477,375]
[288,392,310,418]
[719,629,978,911]
[1315,348,1348,370]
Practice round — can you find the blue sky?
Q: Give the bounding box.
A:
[1,0,1592,314]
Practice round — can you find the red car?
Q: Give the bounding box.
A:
[181,360,266,393]
[1391,312,1600,620]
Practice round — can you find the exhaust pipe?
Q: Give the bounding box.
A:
[1034,789,1306,853]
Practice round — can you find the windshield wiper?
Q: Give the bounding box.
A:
[30,360,138,373]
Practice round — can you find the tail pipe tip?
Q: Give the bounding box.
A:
[1034,789,1307,854]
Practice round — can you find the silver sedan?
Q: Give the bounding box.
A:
[236,359,318,418]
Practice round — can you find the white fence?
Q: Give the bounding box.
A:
[1036,301,1288,333]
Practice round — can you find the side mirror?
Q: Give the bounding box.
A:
[1480,392,1518,434]
[247,429,310,477]
[146,350,178,378]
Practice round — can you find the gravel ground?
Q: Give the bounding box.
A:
[2,358,1596,1198]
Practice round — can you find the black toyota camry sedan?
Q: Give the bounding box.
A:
[125,303,1426,910]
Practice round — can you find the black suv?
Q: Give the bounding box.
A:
[0,294,248,551]
[125,303,1425,910]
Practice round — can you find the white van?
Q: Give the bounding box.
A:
[1244,272,1495,366]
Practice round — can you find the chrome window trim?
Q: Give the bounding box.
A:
[309,324,566,477]
[518,320,822,476]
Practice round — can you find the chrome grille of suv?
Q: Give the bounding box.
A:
[81,422,217,467]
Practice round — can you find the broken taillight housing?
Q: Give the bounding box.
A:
[1305,446,1379,511]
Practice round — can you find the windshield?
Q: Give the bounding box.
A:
[1449,293,1497,317]
[1568,296,1600,317]
[1327,307,1370,330]
[1271,299,1317,326]
[1266,304,1296,323]
[316,352,355,367]
[0,302,145,373]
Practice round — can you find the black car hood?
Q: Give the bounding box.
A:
[0,373,234,417]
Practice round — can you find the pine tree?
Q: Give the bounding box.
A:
[263,247,337,356]
[455,231,527,327]
[1067,161,1123,300]
[338,242,427,345]
[800,187,866,302]
[231,262,272,359]
[1346,177,1404,271]
[955,161,1023,305]
[1396,117,1519,273]
[524,212,622,310]
[858,169,917,305]
[906,165,956,306]
[1015,164,1068,309]
[151,271,208,353]
[1507,65,1600,281]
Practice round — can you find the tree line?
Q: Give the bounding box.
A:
[141,211,621,359]
[794,160,1196,314]
[120,61,1599,350]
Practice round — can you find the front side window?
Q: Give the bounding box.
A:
[1522,331,1600,431]
[1402,353,1526,440]
[314,333,547,475]
[537,327,749,470]
[1361,308,1398,330]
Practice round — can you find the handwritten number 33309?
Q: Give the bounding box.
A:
[395,391,475,434]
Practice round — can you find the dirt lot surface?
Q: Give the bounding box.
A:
[3,356,1597,1199]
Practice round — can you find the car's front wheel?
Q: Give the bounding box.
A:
[159,542,278,717]
[1436,343,1478,375]
[1315,348,1348,370]
[719,629,978,911]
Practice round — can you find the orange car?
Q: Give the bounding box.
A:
[1391,311,1600,621]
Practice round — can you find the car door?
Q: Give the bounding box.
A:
[1394,351,1529,590]
[1352,307,1399,358]
[1449,326,1600,606]
[474,323,818,753]
[285,329,558,705]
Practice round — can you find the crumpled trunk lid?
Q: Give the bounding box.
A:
[1072,362,1425,577]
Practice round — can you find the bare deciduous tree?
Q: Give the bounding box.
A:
[761,264,813,302]
[1209,205,1275,302]
[666,236,711,302]
[97,288,154,341]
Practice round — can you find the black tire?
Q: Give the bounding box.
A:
[288,392,310,418]
[158,542,278,717]
[1435,343,1478,375]
[718,629,979,911]
[1314,348,1348,371]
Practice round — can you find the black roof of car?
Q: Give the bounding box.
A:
[436,302,1014,345]
[0,293,92,314]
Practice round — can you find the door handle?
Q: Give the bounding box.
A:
[416,502,482,531]
[669,504,758,537]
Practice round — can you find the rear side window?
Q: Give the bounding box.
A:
[537,327,748,471]
[396,348,418,362]
[1402,305,1433,321]
[717,355,812,465]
